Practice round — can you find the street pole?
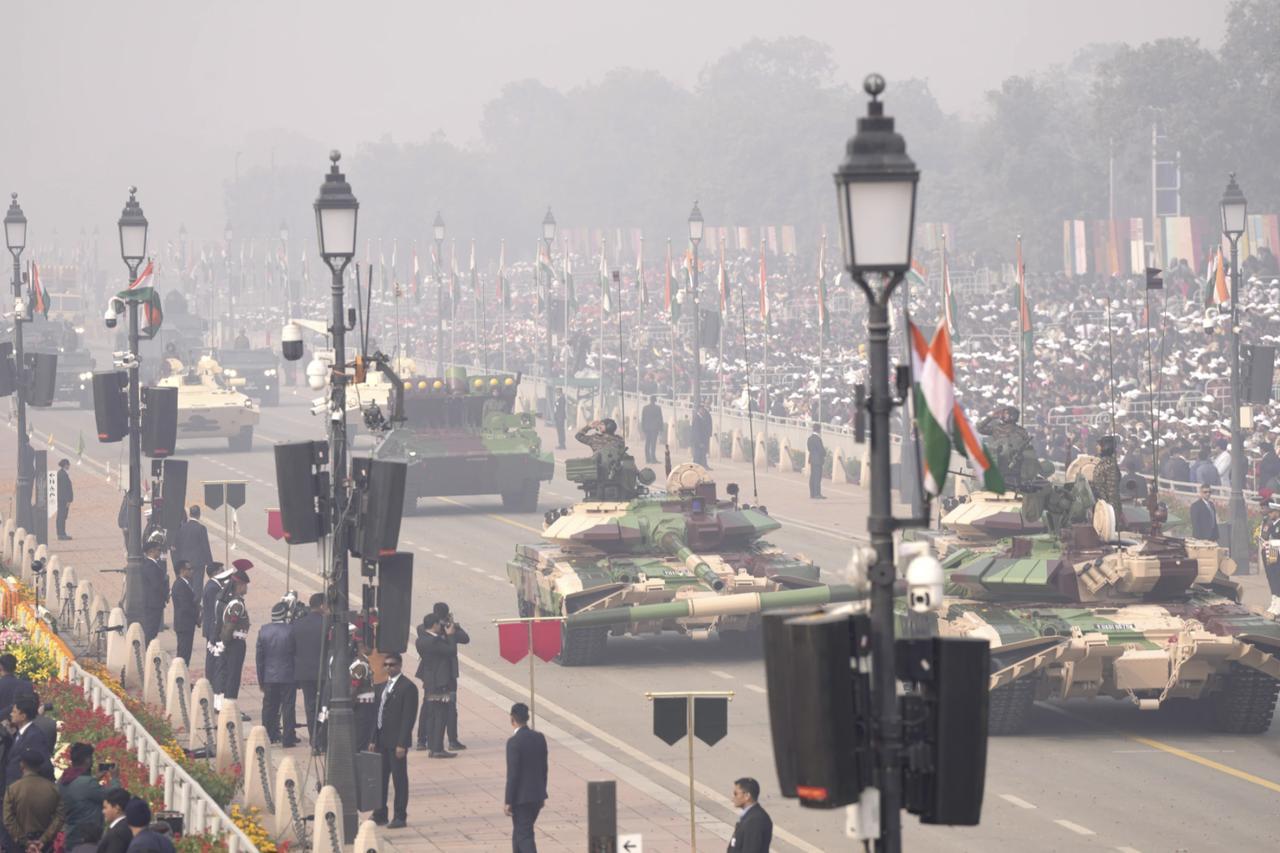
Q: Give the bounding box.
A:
[435,237,444,377]
[11,248,30,534]
[691,245,701,408]
[124,292,144,623]
[1228,233,1248,570]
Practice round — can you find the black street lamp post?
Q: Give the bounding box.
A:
[542,208,557,410]
[117,188,149,625]
[1221,174,1249,571]
[688,203,703,409]
[315,151,360,841]
[4,194,31,535]
[835,75,923,853]
[433,212,445,376]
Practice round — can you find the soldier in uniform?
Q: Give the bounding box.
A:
[575,418,624,454]
[351,630,377,748]
[201,563,228,701]
[1091,435,1123,520]
[213,562,252,708]
[977,405,1035,491]
[1259,495,1280,616]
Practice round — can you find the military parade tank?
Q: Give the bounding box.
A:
[508,449,859,665]
[214,347,281,406]
[927,474,1280,734]
[156,356,260,450]
[371,366,554,512]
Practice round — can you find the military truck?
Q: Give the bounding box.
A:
[929,474,1280,734]
[214,347,281,406]
[508,450,858,665]
[371,367,554,512]
[156,356,260,451]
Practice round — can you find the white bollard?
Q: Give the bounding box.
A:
[121,623,146,690]
[243,726,274,814]
[273,757,305,843]
[90,594,109,633]
[142,639,169,708]
[754,434,769,470]
[214,700,244,774]
[353,820,382,853]
[20,534,36,581]
[104,608,128,677]
[312,786,344,853]
[731,429,747,462]
[781,436,797,473]
[44,555,61,605]
[11,527,26,570]
[74,580,95,634]
[189,678,217,753]
[833,448,851,484]
[164,657,191,733]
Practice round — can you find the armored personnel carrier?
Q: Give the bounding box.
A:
[371,367,554,512]
[931,475,1280,734]
[214,347,281,406]
[507,449,858,665]
[156,356,260,451]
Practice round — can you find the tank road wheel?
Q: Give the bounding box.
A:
[227,427,253,452]
[1209,663,1280,734]
[988,677,1037,735]
[557,623,607,666]
[501,480,540,513]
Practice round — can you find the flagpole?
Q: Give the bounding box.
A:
[761,239,769,454]
[617,270,625,440]
[718,234,726,441]
[1017,234,1025,423]
[668,238,676,426]
[598,241,605,416]
[501,239,507,372]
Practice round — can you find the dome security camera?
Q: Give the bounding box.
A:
[282,322,304,361]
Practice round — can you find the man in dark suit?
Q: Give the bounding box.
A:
[140,534,170,646]
[172,506,214,592]
[552,391,567,450]
[691,404,713,467]
[807,423,826,499]
[55,459,73,540]
[433,602,468,751]
[640,395,665,464]
[170,562,199,666]
[2,698,51,789]
[1190,483,1220,541]
[256,600,298,747]
[97,789,133,853]
[504,702,547,853]
[413,614,458,757]
[291,593,326,750]
[0,655,33,720]
[728,777,772,852]
[368,652,418,829]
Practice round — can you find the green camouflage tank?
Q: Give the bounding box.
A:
[925,477,1280,734]
[372,367,554,512]
[507,451,857,665]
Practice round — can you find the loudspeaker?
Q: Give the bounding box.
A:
[92,372,129,443]
[0,342,14,397]
[699,309,720,348]
[898,637,989,826]
[25,352,57,407]
[141,386,178,458]
[1242,344,1276,405]
[762,608,871,808]
[375,552,414,654]
[159,459,188,543]
[273,441,327,545]
[353,457,407,559]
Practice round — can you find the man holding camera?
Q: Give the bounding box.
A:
[414,613,459,757]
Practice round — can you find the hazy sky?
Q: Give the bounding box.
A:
[7,0,1227,246]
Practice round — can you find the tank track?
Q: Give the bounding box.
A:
[558,624,607,666]
[988,676,1037,735]
[1209,663,1280,734]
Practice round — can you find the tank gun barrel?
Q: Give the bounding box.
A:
[659,532,724,591]
[565,584,864,629]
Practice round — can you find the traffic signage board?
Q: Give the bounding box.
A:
[617,833,642,853]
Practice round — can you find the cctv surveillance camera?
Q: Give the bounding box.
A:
[306,357,328,391]
[906,553,945,614]
[104,305,117,329]
[282,322,304,361]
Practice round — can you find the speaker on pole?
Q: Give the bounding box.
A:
[92,371,129,443]
[25,352,57,407]
[159,459,189,543]
[375,552,414,654]
[141,386,178,458]
[1242,344,1276,405]
[353,457,407,559]
[273,441,328,545]
[0,342,15,397]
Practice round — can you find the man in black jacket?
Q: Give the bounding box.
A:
[505,702,547,853]
[140,533,170,645]
[256,600,298,746]
[807,423,827,499]
[414,614,458,757]
[368,653,418,829]
[640,396,664,464]
[1190,484,1220,541]
[691,405,713,467]
[291,593,326,749]
[432,602,469,751]
[170,562,199,665]
[728,777,772,852]
[2,698,51,789]
[97,789,133,853]
[55,459,73,540]
[172,505,214,591]
[0,655,33,721]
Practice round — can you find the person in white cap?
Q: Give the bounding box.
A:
[213,566,251,708]
[201,564,230,704]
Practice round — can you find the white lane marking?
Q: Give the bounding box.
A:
[744,684,767,694]
[999,794,1036,810]
[487,574,506,583]
[710,670,735,681]
[403,539,417,547]
[1055,820,1095,836]
[451,559,467,567]
[468,567,485,574]
[1116,847,1143,853]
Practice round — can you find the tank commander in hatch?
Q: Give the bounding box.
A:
[576,418,625,454]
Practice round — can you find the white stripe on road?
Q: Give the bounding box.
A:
[1116,847,1143,853]
[468,567,485,574]
[709,669,735,681]
[998,794,1036,810]
[1055,820,1096,836]
[487,574,506,583]
[744,684,767,694]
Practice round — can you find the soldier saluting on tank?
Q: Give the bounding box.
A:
[576,418,625,454]
[977,405,1035,491]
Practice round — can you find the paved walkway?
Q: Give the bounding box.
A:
[0,425,736,851]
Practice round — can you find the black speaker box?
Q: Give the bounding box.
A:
[897,637,989,826]
[141,386,178,458]
[92,371,129,442]
[159,459,188,543]
[0,342,14,397]
[25,352,57,407]
[375,552,414,654]
[1243,344,1276,405]
[354,457,407,559]
[762,608,871,808]
[273,441,326,545]
[699,309,720,348]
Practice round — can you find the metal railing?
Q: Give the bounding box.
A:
[64,662,259,853]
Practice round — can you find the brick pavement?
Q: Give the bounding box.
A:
[0,426,742,852]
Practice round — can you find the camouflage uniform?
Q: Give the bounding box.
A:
[1091,455,1122,516]
[977,413,1034,490]
[575,425,625,455]
[1261,515,1280,600]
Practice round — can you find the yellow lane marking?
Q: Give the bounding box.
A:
[1127,736,1280,794]
[434,496,542,535]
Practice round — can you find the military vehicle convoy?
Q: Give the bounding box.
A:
[928,475,1280,734]
[371,367,554,512]
[508,448,858,665]
[156,356,260,451]
[214,347,281,406]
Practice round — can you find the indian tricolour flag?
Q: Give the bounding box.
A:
[910,320,1004,495]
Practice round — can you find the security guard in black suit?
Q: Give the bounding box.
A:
[140,531,170,645]
[728,777,772,852]
[170,560,200,665]
[368,652,419,829]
